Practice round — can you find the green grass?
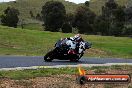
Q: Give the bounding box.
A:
[0,25,73,56]
[89,65,132,73]
[0,68,78,80]
[0,65,131,80]
[83,35,132,58]
[0,25,132,58]
[18,23,43,31]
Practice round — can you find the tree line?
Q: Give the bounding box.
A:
[0,0,132,36]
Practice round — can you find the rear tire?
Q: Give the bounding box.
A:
[44,51,53,62]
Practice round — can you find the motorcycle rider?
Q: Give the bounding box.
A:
[69,34,84,43]
[60,34,84,53]
[61,34,84,44]
[72,34,84,54]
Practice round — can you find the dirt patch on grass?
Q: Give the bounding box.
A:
[85,48,109,57]
[0,70,131,88]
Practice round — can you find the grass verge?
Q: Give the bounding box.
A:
[0,65,132,80]
[0,65,132,88]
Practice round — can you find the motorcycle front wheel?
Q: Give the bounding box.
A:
[69,55,80,62]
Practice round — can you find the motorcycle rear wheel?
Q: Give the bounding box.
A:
[44,51,53,62]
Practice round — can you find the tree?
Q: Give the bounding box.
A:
[102,0,118,21]
[112,6,125,36]
[124,7,132,24]
[62,22,72,33]
[61,13,74,33]
[29,10,34,18]
[36,13,42,21]
[73,6,96,34]
[1,7,19,28]
[41,1,66,32]
[93,16,109,35]
[65,13,75,26]
[85,1,89,7]
[122,25,132,36]
[101,0,125,36]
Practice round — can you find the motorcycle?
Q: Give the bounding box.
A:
[44,39,92,62]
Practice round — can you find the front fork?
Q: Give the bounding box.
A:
[78,52,84,59]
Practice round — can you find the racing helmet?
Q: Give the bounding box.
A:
[73,34,81,41]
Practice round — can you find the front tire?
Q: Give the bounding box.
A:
[70,55,79,62]
[44,51,53,62]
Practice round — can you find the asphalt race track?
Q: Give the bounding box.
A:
[0,56,132,68]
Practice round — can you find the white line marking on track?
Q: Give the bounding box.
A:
[0,63,132,71]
